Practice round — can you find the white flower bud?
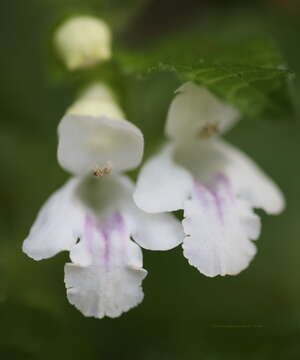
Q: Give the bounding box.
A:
[54,16,112,70]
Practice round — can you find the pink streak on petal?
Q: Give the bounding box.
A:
[96,212,126,266]
[84,214,95,255]
[194,174,233,225]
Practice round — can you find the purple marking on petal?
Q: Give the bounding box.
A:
[211,173,234,201]
[99,226,110,264]
[96,212,127,266]
[208,187,224,224]
[193,180,223,222]
[84,215,95,254]
[83,212,127,269]
[193,180,210,205]
[110,212,125,234]
[193,174,234,225]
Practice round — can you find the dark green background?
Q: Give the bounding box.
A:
[0,0,300,359]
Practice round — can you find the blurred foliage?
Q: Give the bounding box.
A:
[0,0,300,359]
[119,23,294,119]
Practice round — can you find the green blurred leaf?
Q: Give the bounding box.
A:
[118,36,294,118]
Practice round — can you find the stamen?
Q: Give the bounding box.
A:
[93,163,112,177]
[198,123,219,138]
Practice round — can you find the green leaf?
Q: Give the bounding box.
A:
[118,36,294,118]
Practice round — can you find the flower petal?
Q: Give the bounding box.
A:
[166,82,239,141]
[174,139,285,214]
[23,178,85,261]
[57,114,144,176]
[79,174,183,250]
[58,83,144,176]
[130,211,183,251]
[134,145,194,213]
[65,212,147,318]
[76,174,133,222]
[182,177,261,277]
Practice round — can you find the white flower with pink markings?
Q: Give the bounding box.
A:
[23,83,182,318]
[134,82,285,277]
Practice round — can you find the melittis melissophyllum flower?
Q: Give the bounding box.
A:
[23,83,182,318]
[134,82,285,277]
[54,16,112,70]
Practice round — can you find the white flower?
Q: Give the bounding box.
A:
[54,16,112,70]
[57,83,144,176]
[24,81,182,318]
[134,82,285,277]
[23,175,182,318]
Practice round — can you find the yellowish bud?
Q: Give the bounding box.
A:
[54,16,112,70]
[67,83,124,120]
